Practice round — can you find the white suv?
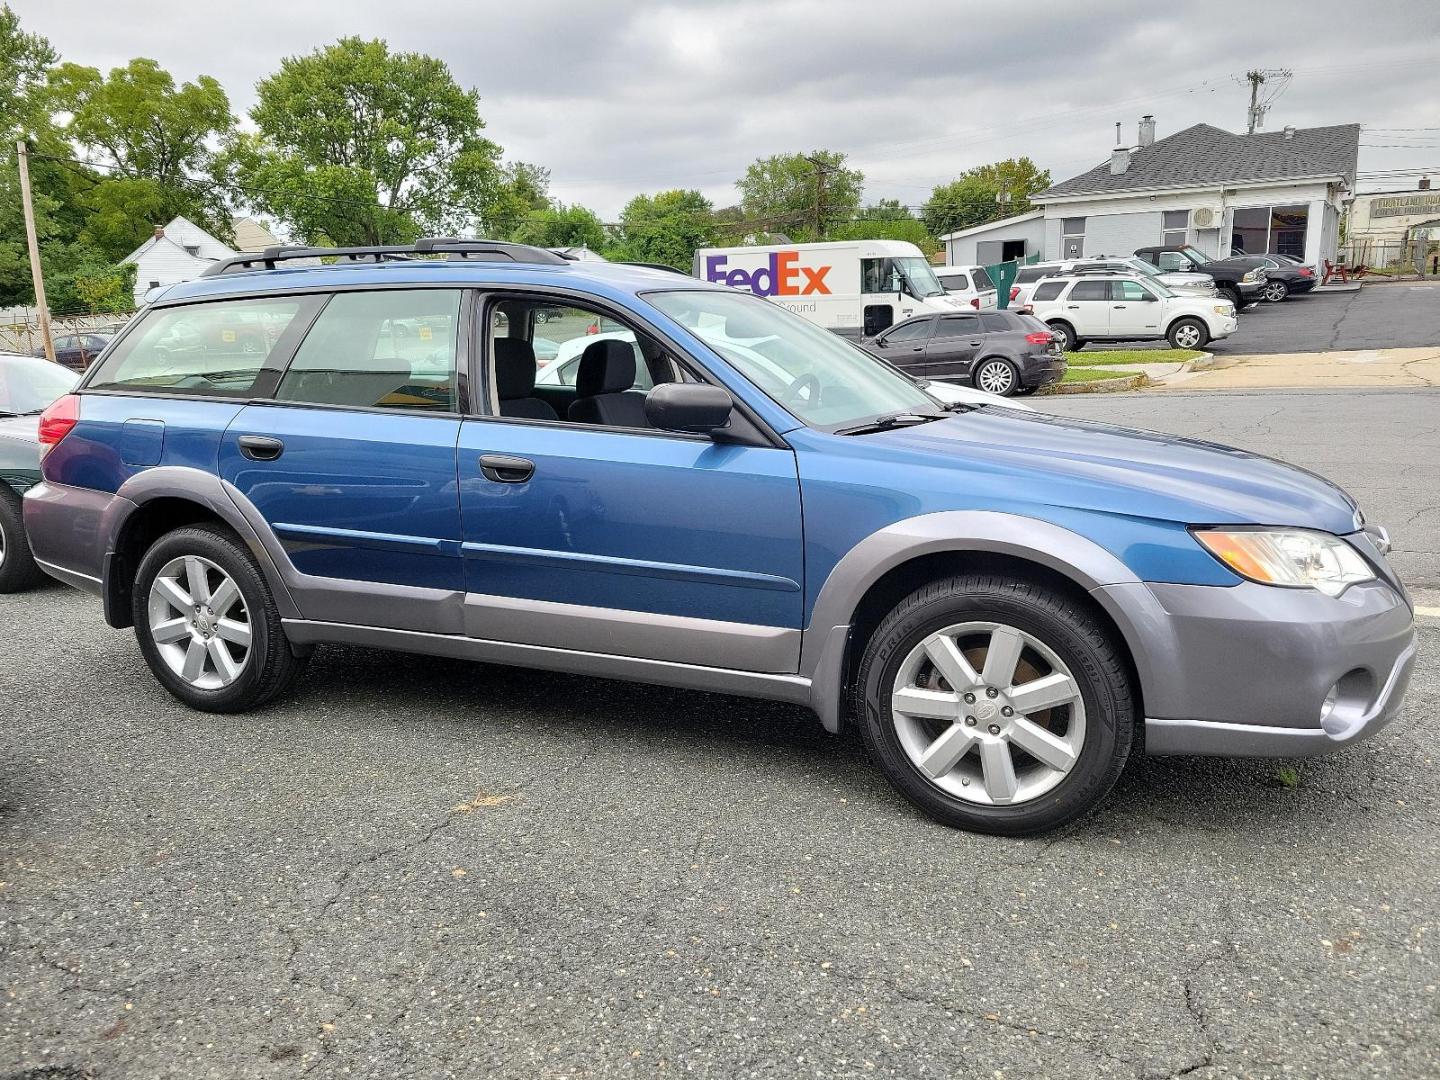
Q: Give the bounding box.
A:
[1027,274,1237,351]
[1010,257,1215,309]
[934,264,999,310]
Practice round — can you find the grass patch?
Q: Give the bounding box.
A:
[1066,349,1203,366]
[1060,367,1136,384]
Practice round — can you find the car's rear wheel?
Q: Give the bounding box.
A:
[132,524,306,712]
[1045,321,1078,352]
[1167,317,1209,350]
[854,574,1134,835]
[1262,280,1289,303]
[973,358,1020,397]
[0,485,42,594]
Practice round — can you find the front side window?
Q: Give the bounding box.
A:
[1115,280,1158,302]
[88,296,308,396]
[863,257,945,299]
[650,289,936,429]
[880,318,934,344]
[1156,252,1189,272]
[1069,280,1111,301]
[276,290,461,411]
[519,304,654,391]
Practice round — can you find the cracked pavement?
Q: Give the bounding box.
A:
[3,390,1438,1078]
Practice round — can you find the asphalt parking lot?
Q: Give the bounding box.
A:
[2,389,1437,1080]
[1103,281,1440,356]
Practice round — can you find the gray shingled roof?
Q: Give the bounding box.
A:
[1036,123,1360,199]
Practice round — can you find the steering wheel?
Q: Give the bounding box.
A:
[780,373,821,407]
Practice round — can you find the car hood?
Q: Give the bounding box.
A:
[859,408,1359,534]
[0,415,40,446]
[1156,271,1212,285]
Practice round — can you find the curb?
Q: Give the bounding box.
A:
[1038,372,1149,396]
[1182,351,1216,372]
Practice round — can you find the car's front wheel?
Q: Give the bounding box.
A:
[854,574,1134,835]
[1218,286,1243,309]
[132,524,307,712]
[1262,280,1289,303]
[972,358,1020,397]
[0,485,42,593]
[1167,317,1209,350]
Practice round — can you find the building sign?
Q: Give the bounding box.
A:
[1370,192,1440,220]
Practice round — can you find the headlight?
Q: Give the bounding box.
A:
[1213,304,1233,315]
[1192,528,1375,596]
[1241,270,1261,283]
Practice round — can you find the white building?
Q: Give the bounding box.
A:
[943,117,1359,270]
[122,216,238,303]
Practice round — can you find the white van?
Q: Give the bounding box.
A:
[933,264,999,310]
[693,240,968,338]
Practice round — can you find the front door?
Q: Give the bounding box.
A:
[1107,279,1163,337]
[873,316,934,376]
[923,314,984,379]
[456,294,805,674]
[218,288,468,632]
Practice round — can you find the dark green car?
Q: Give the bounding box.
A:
[0,353,78,591]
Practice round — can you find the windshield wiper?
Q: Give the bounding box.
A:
[834,410,946,436]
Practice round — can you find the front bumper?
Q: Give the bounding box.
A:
[1237,280,1267,300]
[1098,578,1416,758]
[1212,314,1239,338]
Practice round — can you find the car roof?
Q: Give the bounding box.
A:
[148,258,720,308]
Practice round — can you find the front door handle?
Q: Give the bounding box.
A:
[238,435,284,461]
[479,453,535,483]
[969,340,983,346]
[1113,305,1128,309]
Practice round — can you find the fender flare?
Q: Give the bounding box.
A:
[799,510,1179,733]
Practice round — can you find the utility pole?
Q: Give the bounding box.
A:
[16,141,55,364]
[805,155,833,240]
[1243,68,1292,134]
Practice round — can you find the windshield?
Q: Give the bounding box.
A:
[1180,245,1209,265]
[0,356,79,415]
[863,256,945,299]
[648,289,938,428]
[1121,258,1162,278]
[899,257,945,298]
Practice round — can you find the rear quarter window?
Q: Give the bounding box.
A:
[979,314,1012,333]
[87,296,314,397]
[1032,282,1066,302]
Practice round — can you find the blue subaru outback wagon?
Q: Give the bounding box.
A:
[23,239,1416,834]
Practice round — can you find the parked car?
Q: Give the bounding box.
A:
[0,352,80,591]
[1028,273,1237,351]
[1132,245,1267,309]
[1010,258,1215,309]
[933,265,999,310]
[33,331,112,373]
[1246,254,1318,302]
[858,310,1064,396]
[24,239,1414,836]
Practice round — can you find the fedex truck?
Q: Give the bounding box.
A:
[692,240,968,338]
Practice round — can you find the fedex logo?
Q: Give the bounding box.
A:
[703,252,832,296]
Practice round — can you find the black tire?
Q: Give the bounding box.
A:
[1167,317,1209,350]
[131,524,306,712]
[1219,285,1243,309]
[1262,279,1289,303]
[1046,321,1077,352]
[0,484,43,594]
[853,573,1135,835]
[1013,386,1039,397]
[972,358,1020,397]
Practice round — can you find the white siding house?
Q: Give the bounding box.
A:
[123,216,238,303]
[942,211,1045,266]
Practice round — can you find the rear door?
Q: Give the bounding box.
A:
[218,288,469,633]
[923,314,984,378]
[1062,280,1113,336]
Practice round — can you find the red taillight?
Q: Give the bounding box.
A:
[585,322,600,335]
[1009,286,1020,300]
[1299,266,1314,277]
[970,297,980,309]
[37,393,79,455]
[1025,331,1053,345]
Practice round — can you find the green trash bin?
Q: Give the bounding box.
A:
[986,260,1020,310]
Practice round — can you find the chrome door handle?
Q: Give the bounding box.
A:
[1113,305,1127,309]
[238,435,284,461]
[479,453,535,483]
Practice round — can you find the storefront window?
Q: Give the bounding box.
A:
[1230,204,1308,259]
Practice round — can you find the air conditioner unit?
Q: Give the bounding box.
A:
[1189,206,1222,229]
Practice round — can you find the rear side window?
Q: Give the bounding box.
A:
[1032,282,1066,302]
[88,297,309,396]
[971,267,995,290]
[276,290,463,411]
[1069,280,1112,301]
[939,273,970,291]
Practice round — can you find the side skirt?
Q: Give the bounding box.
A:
[281,619,815,708]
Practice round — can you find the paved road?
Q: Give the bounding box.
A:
[1084,281,1440,356]
[2,391,1436,1079]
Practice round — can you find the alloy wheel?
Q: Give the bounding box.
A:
[890,621,1086,805]
[1172,322,1203,349]
[0,516,6,569]
[975,360,1017,396]
[147,555,252,690]
[1263,281,1287,302]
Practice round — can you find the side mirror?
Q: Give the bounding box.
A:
[644,382,734,435]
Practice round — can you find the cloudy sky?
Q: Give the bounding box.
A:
[15,0,1440,218]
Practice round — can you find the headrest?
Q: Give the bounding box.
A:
[494,338,537,399]
[576,339,636,398]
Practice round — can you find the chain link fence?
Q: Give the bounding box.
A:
[1340,237,1440,276]
[0,310,134,354]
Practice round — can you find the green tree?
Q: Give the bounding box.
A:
[613,189,716,267]
[830,200,937,251]
[0,2,56,141]
[229,37,502,246]
[483,161,552,240]
[922,157,1050,238]
[510,204,607,251]
[737,151,863,241]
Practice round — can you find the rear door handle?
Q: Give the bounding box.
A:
[238,435,284,461]
[968,340,983,346]
[479,453,535,483]
[1113,305,1128,309]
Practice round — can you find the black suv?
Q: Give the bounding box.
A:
[859,310,1065,396]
